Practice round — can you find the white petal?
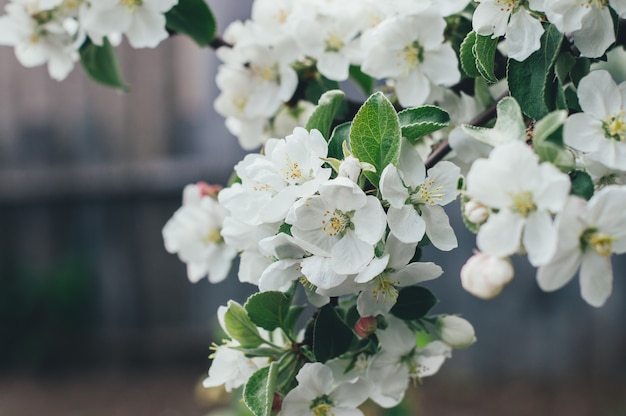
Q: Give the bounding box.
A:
[577,70,621,119]
[397,138,426,188]
[387,205,426,244]
[563,113,604,152]
[331,232,374,274]
[472,1,510,37]
[126,8,169,48]
[477,210,524,257]
[579,251,613,307]
[353,196,387,245]
[536,247,581,292]
[385,234,418,269]
[395,69,430,107]
[422,205,458,251]
[523,210,557,266]
[572,8,615,58]
[506,9,544,61]
[355,255,390,284]
[421,44,460,86]
[301,256,347,290]
[393,262,443,286]
[380,165,410,208]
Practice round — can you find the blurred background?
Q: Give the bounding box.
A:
[0,1,625,415]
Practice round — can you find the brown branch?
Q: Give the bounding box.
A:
[209,35,232,49]
[424,93,507,170]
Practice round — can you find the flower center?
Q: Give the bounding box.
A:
[587,0,608,9]
[310,395,333,416]
[325,32,344,52]
[321,209,352,237]
[509,191,536,218]
[371,274,399,304]
[602,111,626,141]
[580,228,614,256]
[402,41,424,70]
[121,0,142,9]
[282,157,303,183]
[495,0,519,12]
[410,179,445,206]
[203,228,223,245]
[251,63,280,83]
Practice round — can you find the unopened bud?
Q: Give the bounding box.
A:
[197,182,222,198]
[272,393,283,413]
[354,316,378,339]
[460,252,514,299]
[464,200,489,224]
[339,156,364,182]
[438,315,476,349]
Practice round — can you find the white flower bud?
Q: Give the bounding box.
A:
[464,199,489,224]
[338,155,363,182]
[460,252,514,299]
[438,315,476,349]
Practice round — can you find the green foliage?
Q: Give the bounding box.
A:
[390,287,438,320]
[79,38,129,92]
[570,170,595,200]
[305,90,345,140]
[397,106,450,143]
[243,362,279,416]
[224,301,265,348]
[313,304,355,362]
[245,291,293,332]
[459,31,499,82]
[165,0,217,46]
[328,122,351,160]
[507,24,563,120]
[350,92,402,187]
[349,65,374,96]
[460,31,480,78]
[533,111,576,171]
[462,97,525,146]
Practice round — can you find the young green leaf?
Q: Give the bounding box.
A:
[79,38,129,92]
[462,97,525,146]
[390,286,438,320]
[459,31,480,78]
[507,24,563,120]
[224,301,264,348]
[349,92,401,187]
[328,122,351,160]
[165,0,217,47]
[244,291,291,332]
[398,105,450,143]
[243,362,279,416]
[569,170,595,201]
[305,89,345,140]
[473,34,499,83]
[313,304,355,362]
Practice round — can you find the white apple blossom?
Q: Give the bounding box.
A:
[355,235,443,316]
[542,0,625,57]
[537,186,626,307]
[466,141,571,266]
[472,0,544,61]
[460,252,514,299]
[280,362,369,416]
[79,0,177,48]
[162,183,237,283]
[0,1,83,80]
[564,70,626,171]
[289,177,386,285]
[366,316,452,408]
[361,13,460,107]
[380,138,460,251]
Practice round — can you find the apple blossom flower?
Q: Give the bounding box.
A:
[355,235,443,317]
[280,362,369,416]
[289,177,386,284]
[564,70,626,171]
[79,0,177,48]
[537,186,626,307]
[460,252,514,299]
[466,141,571,266]
[162,183,237,283]
[366,316,451,407]
[472,0,544,61]
[380,138,461,251]
[361,13,460,107]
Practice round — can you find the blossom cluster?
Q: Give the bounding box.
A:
[0,0,178,80]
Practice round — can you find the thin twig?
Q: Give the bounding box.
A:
[424,93,507,169]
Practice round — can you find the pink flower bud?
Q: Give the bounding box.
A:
[197,182,222,198]
[354,316,378,339]
[460,252,514,299]
[464,199,489,224]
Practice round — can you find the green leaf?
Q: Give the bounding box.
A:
[224,301,264,348]
[533,110,568,144]
[79,38,129,92]
[397,105,450,143]
[305,90,345,140]
[459,31,480,78]
[569,170,594,200]
[165,0,217,46]
[349,92,402,187]
[474,77,495,108]
[328,122,351,160]
[555,52,576,84]
[284,305,306,334]
[245,291,291,332]
[313,304,355,362]
[462,97,526,146]
[232,346,284,357]
[570,57,590,87]
[473,34,499,83]
[349,65,374,96]
[390,286,438,320]
[507,24,563,119]
[243,362,279,416]
[305,75,341,105]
